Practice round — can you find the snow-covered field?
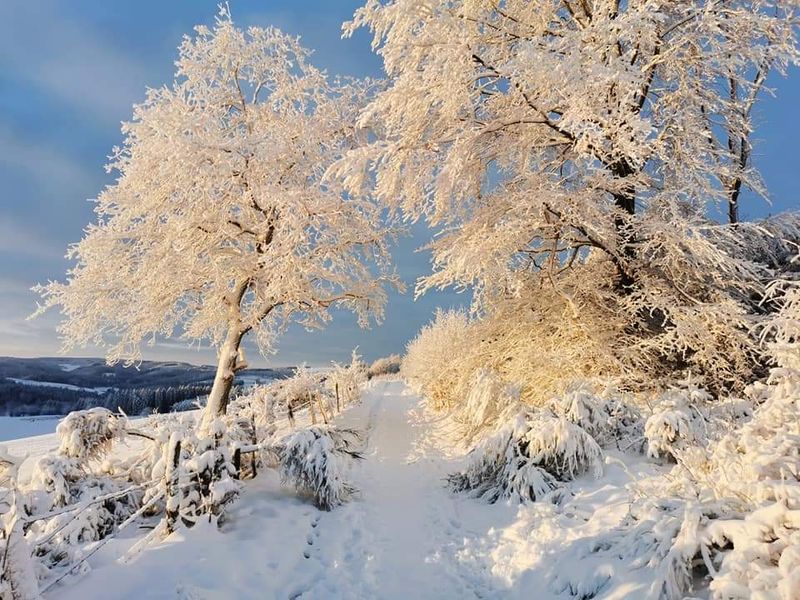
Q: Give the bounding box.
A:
[0,416,62,443]
[8,380,662,600]
[6,378,108,394]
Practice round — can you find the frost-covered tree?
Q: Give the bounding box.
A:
[35,10,396,431]
[339,0,800,392]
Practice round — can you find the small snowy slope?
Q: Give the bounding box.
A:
[51,381,661,600]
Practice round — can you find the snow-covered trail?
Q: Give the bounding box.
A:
[53,379,655,599]
[54,380,500,599]
[310,378,487,599]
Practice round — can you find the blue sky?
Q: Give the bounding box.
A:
[0,0,797,367]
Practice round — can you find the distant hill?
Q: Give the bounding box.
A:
[0,357,293,416]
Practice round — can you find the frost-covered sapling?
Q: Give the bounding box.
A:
[327,351,368,412]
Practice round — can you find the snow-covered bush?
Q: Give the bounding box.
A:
[228,383,281,444]
[326,365,363,411]
[273,426,362,510]
[456,369,520,443]
[180,433,240,523]
[706,503,800,599]
[403,309,481,410]
[0,450,39,599]
[26,456,84,510]
[644,383,712,460]
[56,408,127,460]
[283,366,322,409]
[587,265,800,598]
[549,383,610,440]
[546,382,645,452]
[367,354,401,379]
[12,410,148,577]
[326,349,368,412]
[147,416,241,528]
[449,409,603,503]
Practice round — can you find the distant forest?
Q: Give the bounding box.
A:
[0,380,214,416]
[0,357,291,416]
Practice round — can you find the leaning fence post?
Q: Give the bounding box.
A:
[249,415,258,479]
[232,447,242,480]
[165,435,181,534]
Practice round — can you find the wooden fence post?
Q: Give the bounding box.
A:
[335,383,340,413]
[165,436,181,534]
[249,415,258,479]
[309,394,317,425]
[316,393,330,425]
[232,447,241,480]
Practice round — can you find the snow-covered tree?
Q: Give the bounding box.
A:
[35,9,397,431]
[339,0,800,393]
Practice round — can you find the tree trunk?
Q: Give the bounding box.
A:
[611,160,637,291]
[199,324,246,434]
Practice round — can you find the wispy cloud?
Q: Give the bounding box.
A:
[0,125,97,198]
[0,0,152,126]
[0,219,66,261]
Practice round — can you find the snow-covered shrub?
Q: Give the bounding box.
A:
[0,499,39,599]
[56,408,127,460]
[347,348,369,383]
[456,369,520,443]
[367,354,401,379]
[163,417,240,526]
[547,382,645,451]
[228,384,280,443]
[283,366,323,409]
[706,503,800,599]
[326,365,361,411]
[27,456,84,510]
[449,409,603,503]
[273,425,362,510]
[0,450,39,599]
[327,350,368,412]
[549,383,609,439]
[587,267,800,599]
[644,383,712,460]
[23,453,143,575]
[403,309,481,410]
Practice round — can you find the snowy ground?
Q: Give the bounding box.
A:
[30,380,663,599]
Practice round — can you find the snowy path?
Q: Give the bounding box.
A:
[53,380,656,599]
